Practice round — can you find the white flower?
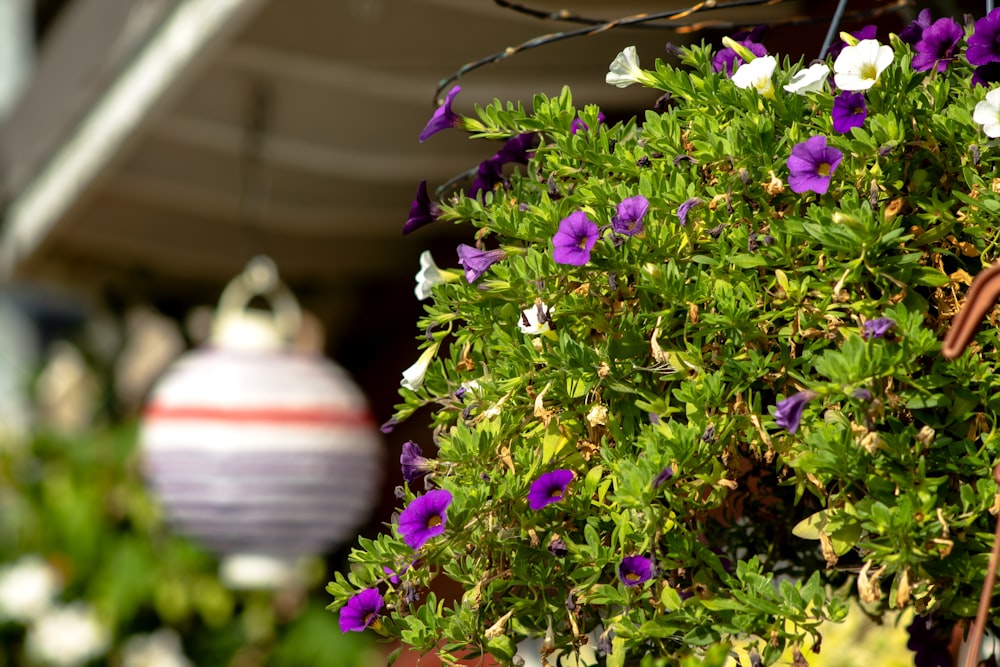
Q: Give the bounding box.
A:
[401,345,438,391]
[122,629,193,667]
[414,250,448,301]
[783,62,830,95]
[518,302,552,336]
[833,39,893,91]
[0,555,61,622]
[974,88,1000,138]
[606,46,649,88]
[732,56,777,97]
[26,603,109,667]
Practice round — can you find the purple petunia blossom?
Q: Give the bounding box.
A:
[571,112,606,134]
[339,588,384,633]
[774,391,818,434]
[974,62,1000,87]
[827,25,876,60]
[469,134,539,197]
[853,388,873,401]
[380,418,398,434]
[677,197,702,226]
[456,244,505,282]
[787,136,843,195]
[899,8,933,45]
[552,211,599,265]
[400,441,432,484]
[403,180,442,235]
[912,17,963,72]
[398,489,452,549]
[469,157,503,198]
[652,466,674,488]
[968,9,1000,66]
[612,195,649,236]
[528,469,574,510]
[863,317,896,340]
[831,92,868,134]
[712,27,768,76]
[419,86,463,142]
[618,555,654,586]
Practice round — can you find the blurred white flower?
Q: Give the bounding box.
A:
[833,39,893,91]
[732,56,777,97]
[0,555,61,622]
[783,62,830,94]
[401,345,438,391]
[123,629,193,667]
[974,88,1000,138]
[26,603,109,667]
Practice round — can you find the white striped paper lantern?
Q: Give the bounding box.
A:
[139,258,382,588]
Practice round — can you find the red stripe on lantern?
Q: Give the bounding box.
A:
[143,404,374,426]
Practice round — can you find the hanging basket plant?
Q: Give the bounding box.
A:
[329,7,1000,666]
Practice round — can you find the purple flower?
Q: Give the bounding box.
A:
[912,17,963,72]
[863,317,896,340]
[611,195,649,236]
[618,555,654,586]
[827,25,877,60]
[831,92,867,134]
[469,157,503,198]
[974,62,1000,87]
[968,9,1000,66]
[712,28,768,76]
[398,489,452,549]
[495,133,538,164]
[528,469,574,510]
[456,244,505,282]
[570,112,606,134]
[677,197,702,226]
[380,418,398,434]
[552,211,599,265]
[852,388,873,401]
[419,86,463,142]
[774,391,817,434]
[339,588,384,633]
[787,136,843,195]
[899,8,933,45]
[548,537,568,557]
[400,441,432,484]
[652,466,674,488]
[403,180,442,235]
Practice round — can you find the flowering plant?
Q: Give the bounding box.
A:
[330,9,1000,666]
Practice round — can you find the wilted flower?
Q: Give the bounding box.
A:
[456,245,505,282]
[528,469,574,510]
[783,62,830,94]
[676,197,702,226]
[611,195,649,236]
[26,603,109,667]
[774,390,818,434]
[652,466,674,488]
[912,17,963,72]
[787,136,843,194]
[552,211,599,265]
[974,88,1000,138]
[419,86,464,142]
[548,537,568,557]
[398,489,453,549]
[403,180,442,235]
[833,39,894,91]
[0,556,61,622]
[400,441,433,483]
[863,317,896,340]
[338,588,384,633]
[519,302,552,336]
[732,55,777,97]
[832,92,868,134]
[967,9,1000,66]
[618,555,654,586]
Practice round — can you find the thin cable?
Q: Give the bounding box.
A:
[964,464,1000,667]
[818,0,850,60]
[238,82,273,265]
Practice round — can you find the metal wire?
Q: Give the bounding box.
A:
[818,0,850,60]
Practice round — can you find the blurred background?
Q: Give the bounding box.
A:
[0,0,982,665]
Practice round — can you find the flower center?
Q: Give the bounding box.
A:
[577,237,588,249]
[625,572,641,582]
[817,162,831,177]
[549,488,564,499]
[860,63,878,81]
[364,612,377,627]
[426,515,443,529]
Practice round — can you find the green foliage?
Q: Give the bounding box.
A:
[333,26,1000,666]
